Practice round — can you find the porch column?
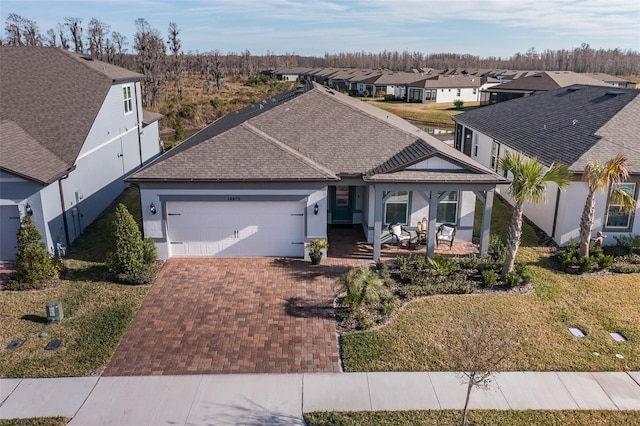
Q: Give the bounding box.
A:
[479,189,494,257]
[427,190,438,257]
[372,187,385,261]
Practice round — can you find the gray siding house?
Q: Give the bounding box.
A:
[454,85,640,246]
[129,83,506,261]
[0,47,162,260]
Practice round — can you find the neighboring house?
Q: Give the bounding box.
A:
[480,71,610,105]
[129,83,506,261]
[453,84,640,246]
[406,75,500,103]
[0,47,162,261]
[584,73,636,89]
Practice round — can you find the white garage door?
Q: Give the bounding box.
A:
[1,205,21,261]
[166,201,305,257]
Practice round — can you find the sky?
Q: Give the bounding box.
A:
[2,0,639,58]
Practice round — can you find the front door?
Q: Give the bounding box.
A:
[331,186,354,224]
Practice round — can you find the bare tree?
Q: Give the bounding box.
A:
[57,23,69,50]
[133,18,166,107]
[167,22,184,101]
[87,18,110,60]
[109,31,128,64]
[446,306,519,426]
[64,17,84,53]
[4,13,41,46]
[44,28,57,47]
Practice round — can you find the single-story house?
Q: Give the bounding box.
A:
[584,73,636,89]
[406,75,500,104]
[479,71,611,106]
[0,46,162,260]
[454,84,640,246]
[129,83,507,261]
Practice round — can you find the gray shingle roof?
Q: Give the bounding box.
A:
[454,85,640,172]
[0,46,142,184]
[131,83,505,184]
[485,71,609,93]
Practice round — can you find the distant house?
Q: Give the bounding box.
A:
[584,73,636,89]
[454,85,640,246]
[480,71,610,105]
[0,47,162,261]
[129,83,506,261]
[406,75,500,104]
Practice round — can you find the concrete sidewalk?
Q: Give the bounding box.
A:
[1,371,639,425]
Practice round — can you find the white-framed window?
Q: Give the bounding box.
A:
[437,191,459,224]
[491,141,500,170]
[473,88,477,95]
[473,134,479,157]
[123,85,133,114]
[384,191,409,225]
[605,182,636,229]
[456,88,461,96]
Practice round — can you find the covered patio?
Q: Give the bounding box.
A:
[327,225,479,260]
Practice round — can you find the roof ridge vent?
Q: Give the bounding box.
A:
[605,90,625,96]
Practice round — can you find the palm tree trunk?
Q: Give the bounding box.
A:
[502,201,524,276]
[579,189,596,258]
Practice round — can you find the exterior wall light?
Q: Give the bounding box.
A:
[149,203,157,215]
[25,203,33,216]
[314,203,319,215]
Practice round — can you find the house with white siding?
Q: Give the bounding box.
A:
[453,85,640,246]
[0,47,162,260]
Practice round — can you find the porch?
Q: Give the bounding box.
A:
[327,225,479,260]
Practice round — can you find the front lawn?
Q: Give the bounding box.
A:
[0,188,152,378]
[340,198,640,372]
[304,410,640,426]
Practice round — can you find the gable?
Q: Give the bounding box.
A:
[407,157,463,171]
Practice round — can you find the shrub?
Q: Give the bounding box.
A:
[514,262,532,285]
[142,238,157,264]
[457,254,480,270]
[335,267,389,312]
[209,97,226,110]
[383,94,396,101]
[106,204,148,284]
[489,235,506,264]
[379,293,398,316]
[177,103,197,119]
[375,90,386,98]
[614,234,640,254]
[610,262,640,274]
[354,311,374,330]
[503,271,521,288]
[481,269,498,288]
[453,98,464,109]
[397,284,434,299]
[9,216,59,289]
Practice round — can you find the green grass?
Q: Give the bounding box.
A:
[0,188,151,378]
[304,410,640,426]
[361,99,478,126]
[0,418,68,426]
[341,198,640,372]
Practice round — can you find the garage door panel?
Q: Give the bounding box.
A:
[166,201,304,257]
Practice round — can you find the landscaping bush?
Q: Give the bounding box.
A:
[106,204,156,285]
[614,234,640,255]
[334,266,390,313]
[383,94,396,101]
[177,102,197,119]
[481,269,498,288]
[489,234,507,264]
[7,216,59,290]
[453,98,464,109]
[504,271,521,288]
[556,243,614,273]
[514,262,532,285]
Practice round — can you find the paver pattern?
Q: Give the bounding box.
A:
[104,257,364,376]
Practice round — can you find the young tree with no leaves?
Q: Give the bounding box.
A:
[498,152,572,275]
[446,306,518,426]
[579,153,636,259]
[134,18,166,107]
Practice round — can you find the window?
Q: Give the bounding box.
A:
[456,88,461,96]
[473,88,477,95]
[605,183,636,229]
[437,192,458,224]
[491,141,500,170]
[335,186,349,206]
[123,85,133,114]
[473,134,479,157]
[385,191,409,224]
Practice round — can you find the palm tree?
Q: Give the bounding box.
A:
[579,153,636,258]
[498,152,572,275]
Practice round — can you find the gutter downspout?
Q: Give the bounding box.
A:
[551,187,561,242]
[134,81,144,167]
[58,174,71,247]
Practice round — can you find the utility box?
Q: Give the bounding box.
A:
[46,301,63,322]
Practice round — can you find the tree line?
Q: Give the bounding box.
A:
[3,13,638,108]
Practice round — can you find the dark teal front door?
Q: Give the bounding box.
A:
[331,186,354,224]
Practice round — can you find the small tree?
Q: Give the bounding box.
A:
[447,306,518,426]
[106,204,145,283]
[11,216,58,289]
[453,98,464,109]
[579,153,635,259]
[174,116,185,142]
[498,152,572,275]
[334,267,388,313]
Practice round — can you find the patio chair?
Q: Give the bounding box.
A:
[389,223,417,250]
[436,223,456,249]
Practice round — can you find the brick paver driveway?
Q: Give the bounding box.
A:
[104,257,364,376]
